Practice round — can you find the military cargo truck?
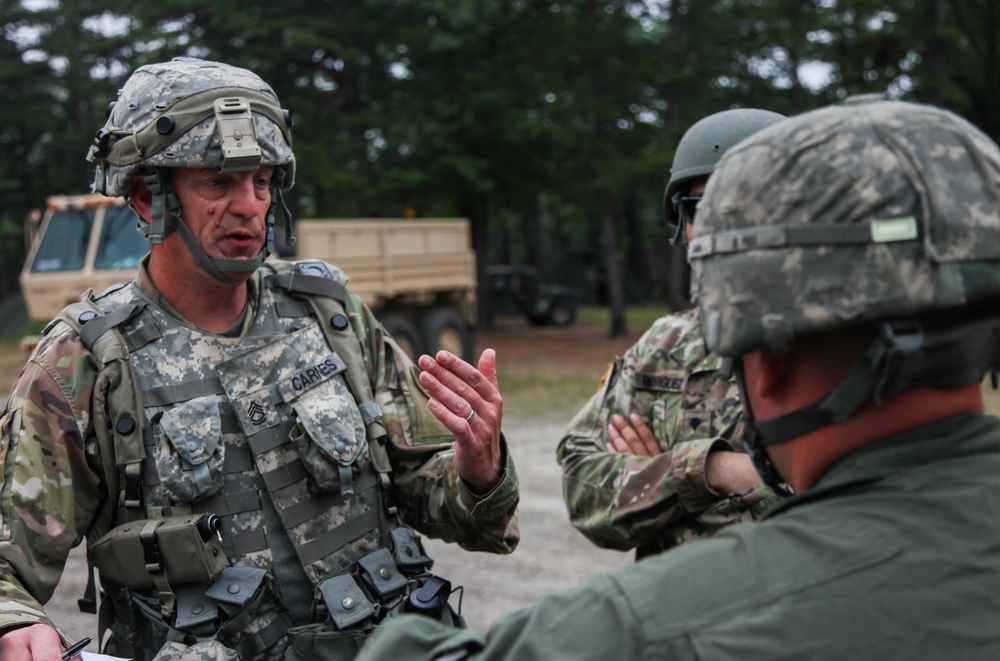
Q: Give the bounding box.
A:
[294,218,476,361]
[20,195,477,360]
[19,194,147,323]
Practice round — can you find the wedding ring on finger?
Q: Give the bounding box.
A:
[465,410,476,423]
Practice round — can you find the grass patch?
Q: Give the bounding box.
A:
[503,369,1000,422]
[495,305,1000,422]
[575,304,672,331]
[486,304,667,419]
[0,323,44,342]
[499,372,603,419]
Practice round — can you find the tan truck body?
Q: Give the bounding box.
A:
[20,195,477,359]
[294,218,477,359]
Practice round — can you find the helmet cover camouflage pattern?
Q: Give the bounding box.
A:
[664,108,785,234]
[88,57,295,196]
[690,99,1000,357]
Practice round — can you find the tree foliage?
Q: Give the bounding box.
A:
[2,0,998,334]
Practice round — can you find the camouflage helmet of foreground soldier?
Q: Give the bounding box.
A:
[689,99,1000,483]
[664,108,785,244]
[87,57,296,282]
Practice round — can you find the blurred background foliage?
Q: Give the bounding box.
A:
[2,0,997,335]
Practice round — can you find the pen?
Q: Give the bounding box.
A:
[61,636,92,660]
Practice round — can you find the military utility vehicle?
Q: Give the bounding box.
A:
[487,264,578,327]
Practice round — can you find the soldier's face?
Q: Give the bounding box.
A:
[171,166,273,262]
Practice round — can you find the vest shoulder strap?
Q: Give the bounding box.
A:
[55,293,149,526]
[52,290,147,617]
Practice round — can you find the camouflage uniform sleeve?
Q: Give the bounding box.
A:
[345,295,519,555]
[0,328,103,631]
[557,310,774,551]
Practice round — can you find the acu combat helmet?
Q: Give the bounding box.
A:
[87,57,296,282]
[690,99,1000,476]
[664,108,785,244]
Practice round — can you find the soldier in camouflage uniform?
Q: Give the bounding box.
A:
[0,58,518,661]
[355,97,1000,661]
[558,109,786,558]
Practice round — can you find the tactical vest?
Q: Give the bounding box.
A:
[57,261,453,661]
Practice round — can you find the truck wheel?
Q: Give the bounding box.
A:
[527,311,549,327]
[547,297,577,327]
[381,314,423,360]
[421,308,475,362]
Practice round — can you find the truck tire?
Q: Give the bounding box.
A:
[546,296,577,327]
[527,311,549,327]
[420,307,475,362]
[381,314,423,360]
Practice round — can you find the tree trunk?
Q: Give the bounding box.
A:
[586,0,627,338]
[623,187,652,302]
[663,0,689,312]
[598,185,627,338]
[529,192,553,280]
[666,244,691,312]
[921,0,950,107]
[465,192,495,330]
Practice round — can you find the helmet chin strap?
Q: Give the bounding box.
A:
[731,358,787,489]
[272,168,296,250]
[732,325,907,489]
[731,313,1000,487]
[174,215,266,283]
[668,191,687,246]
[142,168,296,283]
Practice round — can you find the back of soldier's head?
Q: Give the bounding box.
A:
[690,98,1000,449]
[693,99,1000,357]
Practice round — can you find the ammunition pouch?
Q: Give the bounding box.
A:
[283,625,366,661]
[284,530,463,661]
[284,574,463,661]
[91,514,229,589]
[130,566,290,661]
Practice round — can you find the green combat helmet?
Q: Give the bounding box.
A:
[664,108,785,244]
[87,57,296,282]
[689,99,1000,481]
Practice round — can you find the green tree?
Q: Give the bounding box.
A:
[0,0,134,297]
[6,0,1000,317]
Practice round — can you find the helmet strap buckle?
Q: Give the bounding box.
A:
[142,169,178,245]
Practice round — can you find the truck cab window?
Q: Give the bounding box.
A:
[95,206,148,270]
[30,209,91,272]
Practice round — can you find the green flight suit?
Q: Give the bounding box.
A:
[360,413,1000,660]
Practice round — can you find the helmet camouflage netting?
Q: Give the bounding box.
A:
[88,57,295,197]
[86,57,297,280]
[691,99,1000,358]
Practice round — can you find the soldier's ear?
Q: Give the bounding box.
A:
[741,350,791,419]
[127,175,152,223]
